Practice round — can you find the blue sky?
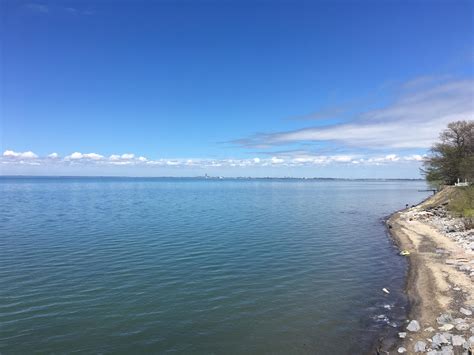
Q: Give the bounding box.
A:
[1,0,473,177]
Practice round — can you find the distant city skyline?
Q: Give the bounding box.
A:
[1,0,473,178]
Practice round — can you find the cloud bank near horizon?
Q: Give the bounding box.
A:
[1,149,425,170]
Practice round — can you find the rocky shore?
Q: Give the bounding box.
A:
[380,187,474,355]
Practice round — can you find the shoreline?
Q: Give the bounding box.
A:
[378,187,473,354]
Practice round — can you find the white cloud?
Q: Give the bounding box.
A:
[3,150,38,159]
[403,154,425,161]
[109,153,143,162]
[66,152,104,160]
[271,157,285,164]
[121,153,135,160]
[48,152,59,159]
[67,152,84,160]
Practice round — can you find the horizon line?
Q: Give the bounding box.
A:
[0,174,425,181]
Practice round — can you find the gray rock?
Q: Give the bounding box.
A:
[414,341,426,352]
[407,319,421,332]
[398,332,407,338]
[452,335,466,346]
[463,336,474,349]
[442,332,453,341]
[460,307,472,316]
[456,323,470,331]
[454,318,466,324]
[437,313,454,325]
[440,345,454,355]
[439,323,454,331]
[468,336,474,346]
[427,351,437,355]
[432,333,450,348]
[397,347,407,353]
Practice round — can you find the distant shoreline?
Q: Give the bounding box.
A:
[0,175,425,181]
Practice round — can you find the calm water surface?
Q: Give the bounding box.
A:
[0,178,430,354]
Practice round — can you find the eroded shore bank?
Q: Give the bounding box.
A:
[378,187,474,355]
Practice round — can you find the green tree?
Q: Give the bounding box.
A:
[423,120,474,185]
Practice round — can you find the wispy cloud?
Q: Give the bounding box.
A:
[24,3,49,13]
[23,3,94,15]
[233,77,474,149]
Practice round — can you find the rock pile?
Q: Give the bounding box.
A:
[402,205,474,256]
[398,309,474,354]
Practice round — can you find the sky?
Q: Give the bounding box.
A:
[1,0,473,178]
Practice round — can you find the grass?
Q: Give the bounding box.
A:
[448,186,474,228]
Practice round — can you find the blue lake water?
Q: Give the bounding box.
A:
[0,177,430,354]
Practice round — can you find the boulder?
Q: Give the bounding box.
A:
[439,324,454,331]
[432,333,450,348]
[437,313,454,325]
[452,335,465,346]
[414,341,426,352]
[407,320,421,332]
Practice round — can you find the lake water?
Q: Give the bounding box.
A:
[0,177,430,354]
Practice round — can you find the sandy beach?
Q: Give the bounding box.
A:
[382,187,474,354]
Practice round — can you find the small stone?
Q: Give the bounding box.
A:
[427,351,437,355]
[425,326,435,332]
[407,319,421,332]
[414,341,426,352]
[398,332,407,338]
[452,335,466,346]
[460,307,472,316]
[439,323,454,331]
[445,259,457,265]
[454,318,466,324]
[440,345,454,355]
[442,332,453,341]
[437,313,454,325]
[397,347,407,353]
[432,333,450,347]
[456,323,470,331]
[468,336,474,346]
